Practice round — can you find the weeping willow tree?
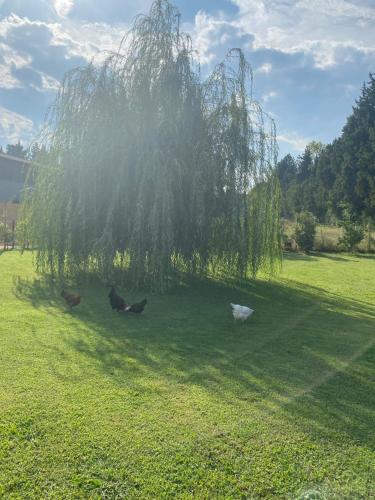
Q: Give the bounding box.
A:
[23,0,281,290]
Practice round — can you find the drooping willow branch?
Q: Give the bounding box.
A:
[22,0,281,290]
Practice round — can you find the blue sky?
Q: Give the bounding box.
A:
[0,0,374,158]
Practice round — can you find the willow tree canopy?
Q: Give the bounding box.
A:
[23,0,281,290]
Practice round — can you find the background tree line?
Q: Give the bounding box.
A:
[0,141,45,161]
[276,74,375,226]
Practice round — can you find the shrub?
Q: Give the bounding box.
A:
[0,222,12,248]
[15,218,30,250]
[294,211,316,252]
[338,209,365,251]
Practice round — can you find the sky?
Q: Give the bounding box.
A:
[0,0,374,158]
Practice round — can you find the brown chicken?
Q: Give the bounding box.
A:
[61,289,81,309]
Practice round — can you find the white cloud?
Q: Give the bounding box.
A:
[190,1,375,69]
[0,106,35,144]
[57,20,126,61]
[40,72,60,91]
[0,40,31,89]
[255,62,272,74]
[190,10,243,65]
[0,65,20,89]
[29,71,60,92]
[262,90,278,102]
[0,14,125,61]
[0,14,127,92]
[230,0,375,68]
[53,0,74,18]
[277,131,311,152]
[0,11,127,144]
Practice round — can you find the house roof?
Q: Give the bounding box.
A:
[0,152,31,202]
[0,152,31,165]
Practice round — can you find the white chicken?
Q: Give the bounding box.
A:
[230,303,254,321]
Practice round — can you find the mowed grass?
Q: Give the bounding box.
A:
[0,252,374,499]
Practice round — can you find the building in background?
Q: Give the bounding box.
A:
[0,151,30,204]
[0,152,30,234]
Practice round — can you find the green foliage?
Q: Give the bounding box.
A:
[276,142,327,221]
[338,206,365,251]
[6,140,27,158]
[15,217,30,249]
[0,222,12,244]
[276,154,297,218]
[23,0,280,290]
[277,75,375,225]
[335,74,375,220]
[294,211,317,252]
[26,142,46,161]
[281,219,375,253]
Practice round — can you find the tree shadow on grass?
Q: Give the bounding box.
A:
[311,252,359,262]
[12,275,87,314]
[283,252,318,262]
[79,279,374,448]
[13,275,60,308]
[13,271,375,451]
[283,251,359,262]
[353,253,375,260]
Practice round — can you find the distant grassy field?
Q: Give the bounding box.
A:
[0,251,374,498]
[283,220,375,253]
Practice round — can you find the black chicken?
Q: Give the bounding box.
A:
[108,286,127,312]
[125,298,147,314]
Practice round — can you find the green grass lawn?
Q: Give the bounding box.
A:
[0,251,374,498]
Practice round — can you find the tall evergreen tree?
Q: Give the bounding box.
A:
[276,154,297,218]
[277,77,375,225]
[276,144,323,220]
[334,74,375,220]
[276,154,296,191]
